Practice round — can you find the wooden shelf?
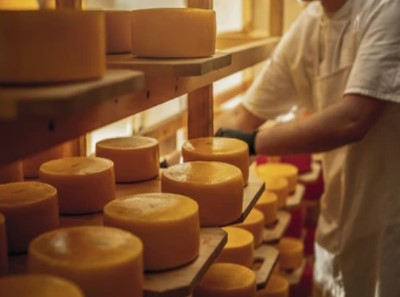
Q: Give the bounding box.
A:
[285,184,305,210]
[107,52,232,76]
[262,211,291,244]
[298,161,322,184]
[253,245,280,290]
[280,259,307,286]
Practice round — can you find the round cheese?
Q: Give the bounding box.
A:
[255,191,278,226]
[256,274,289,297]
[215,226,254,268]
[161,161,243,227]
[193,263,257,297]
[131,8,216,58]
[39,157,115,215]
[28,226,143,297]
[277,237,304,270]
[0,274,84,297]
[233,208,264,247]
[0,213,7,276]
[0,181,58,254]
[0,10,105,84]
[105,11,132,54]
[0,160,23,183]
[96,136,159,183]
[261,177,288,209]
[182,137,249,186]
[104,192,200,271]
[257,163,298,194]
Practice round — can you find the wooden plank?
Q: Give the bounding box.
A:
[298,162,321,184]
[280,259,307,285]
[188,85,213,139]
[285,184,305,210]
[270,0,284,36]
[253,245,279,289]
[262,211,291,243]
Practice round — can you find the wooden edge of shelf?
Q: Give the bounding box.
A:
[285,184,305,210]
[298,161,322,184]
[253,245,279,290]
[280,259,307,286]
[262,211,291,244]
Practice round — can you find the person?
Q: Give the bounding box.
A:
[216,0,400,296]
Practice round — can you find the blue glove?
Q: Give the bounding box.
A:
[215,128,258,155]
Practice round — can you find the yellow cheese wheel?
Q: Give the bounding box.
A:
[256,274,289,297]
[131,8,216,58]
[182,137,249,186]
[96,136,159,183]
[104,193,200,271]
[39,157,115,215]
[105,11,132,54]
[215,226,254,268]
[0,181,58,254]
[0,213,7,276]
[255,191,278,225]
[193,263,257,297]
[161,161,243,227]
[24,141,75,179]
[0,0,38,9]
[0,160,23,183]
[28,226,143,297]
[257,163,298,194]
[0,10,105,84]
[277,237,304,270]
[261,177,288,209]
[234,208,264,247]
[0,274,84,297]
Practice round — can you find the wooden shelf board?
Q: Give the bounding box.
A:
[253,245,280,290]
[262,211,291,243]
[285,184,305,210]
[280,259,307,286]
[298,161,321,184]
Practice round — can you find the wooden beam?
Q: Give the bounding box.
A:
[270,0,284,36]
[188,85,213,139]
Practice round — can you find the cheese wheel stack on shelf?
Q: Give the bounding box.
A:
[255,191,278,226]
[104,193,200,271]
[276,237,304,271]
[257,163,298,194]
[0,213,7,276]
[0,161,23,184]
[256,274,289,297]
[28,226,144,297]
[161,161,244,227]
[96,136,159,183]
[182,137,249,185]
[258,176,288,209]
[233,208,265,247]
[105,11,132,54]
[0,181,58,254]
[39,157,115,214]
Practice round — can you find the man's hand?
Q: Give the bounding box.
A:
[215,128,258,155]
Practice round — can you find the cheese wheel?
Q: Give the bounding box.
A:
[256,274,289,297]
[0,181,58,254]
[28,226,143,297]
[277,237,304,270]
[96,136,159,183]
[104,193,200,271]
[0,213,7,276]
[215,226,254,268]
[193,263,257,297]
[39,157,115,215]
[233,208,264,247]
[105,11,132,54]
[255,191,278,225]
[161,161,244,227]
[0,0,38,9]
[261,177,288,209]
[0,10,105,84]
[182,137,249,186]
[0,160,23,183]
[24,141,75,179]
[131,8,216,58]
[257,163,298,193]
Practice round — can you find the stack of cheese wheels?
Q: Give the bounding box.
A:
[0,213,7,276]
[182,137,249,186]
[215,226,254,268]
[131,8,216,58]
[256,274,289,297]
[234,208,265,247]
[28,226,143,297]
[193,263,257,297]
[255,191,278,226]
[96,136,159,183]
[105,11,132,54]
[0,161,23,183]
[0,181,58,254]
[24,141,75,179]
[161,161,244,227]
[260,176,288,209]
[104,193,200,271]
[0,275,84,297]
[277,237,304,271]
[0,10,105,84]
[257,163,298,194]
[39,157,115,214]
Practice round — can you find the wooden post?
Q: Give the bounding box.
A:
[270,0,284,36]
[188,85,214,139]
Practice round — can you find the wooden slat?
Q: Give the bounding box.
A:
[188,85,213,139]
[253,245,280,289]
[262,211,291,243]
[285,184,305,210]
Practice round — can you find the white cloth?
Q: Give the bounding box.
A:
[243,1,400,296]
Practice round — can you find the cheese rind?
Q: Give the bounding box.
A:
[39,157,115,215]
[255,191,278,225]
[0,181,59,254]
[28,226,143,297]
[0,213,7,276]
[0,161,23,183]
[161,161,243,227]
[277,237,304,270]
[104,192,200,271]
[182,137,249,186]
[256,274,289,297]
[96,136,159,183]
[131,8,216,58]
[105,11,132,54]
[234,208,264,247]
[257,163,298,193]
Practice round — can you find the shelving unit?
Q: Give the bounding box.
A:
[253,244,280,289]
[262,211,291,243]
